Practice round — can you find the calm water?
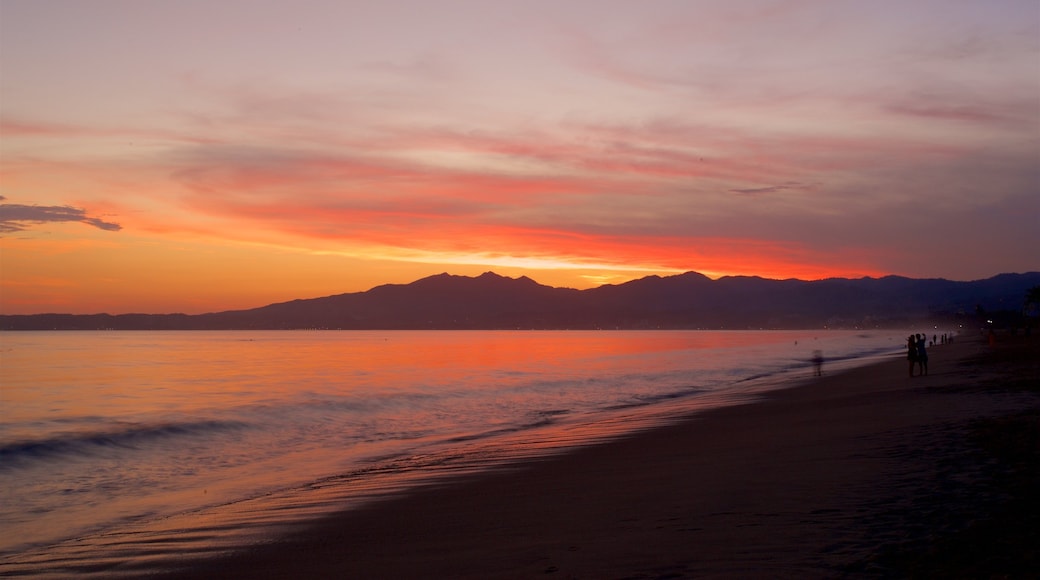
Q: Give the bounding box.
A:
[0,330,909,576]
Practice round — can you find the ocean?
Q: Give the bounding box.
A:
[0,329,915,576]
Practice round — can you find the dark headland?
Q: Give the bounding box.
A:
[3,270,1038,330]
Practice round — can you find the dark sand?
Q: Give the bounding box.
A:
[165,334,1039,579]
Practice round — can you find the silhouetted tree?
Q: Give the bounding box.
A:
[1026,286,1040,307]
[1024,286,1040,325]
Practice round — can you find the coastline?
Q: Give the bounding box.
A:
[16,332,1039,578]
[4,334,1031,577]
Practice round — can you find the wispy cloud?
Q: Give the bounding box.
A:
[729,182,814,196]
[884,102,1010,125]
[0,200,122,233]
[0,117,220,145]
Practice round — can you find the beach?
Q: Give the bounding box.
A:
[157,333,1038,579]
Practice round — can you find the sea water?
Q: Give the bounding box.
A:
[0,330,911,575]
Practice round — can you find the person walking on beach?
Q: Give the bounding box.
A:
[811,350,824,376]
[916,334,928,376]
[907,335,918,377]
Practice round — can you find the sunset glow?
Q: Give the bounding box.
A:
[2,0,1037,314]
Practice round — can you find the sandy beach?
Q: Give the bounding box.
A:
[159,333,1039,579]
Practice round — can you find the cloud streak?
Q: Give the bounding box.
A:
[0,200,122,234]
[729,182,814,196]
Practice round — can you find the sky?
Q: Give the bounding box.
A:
[1,0,1038,314]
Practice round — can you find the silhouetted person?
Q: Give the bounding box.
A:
[811,350,824,376]
[916,334,928,376]
[907,335,917,377]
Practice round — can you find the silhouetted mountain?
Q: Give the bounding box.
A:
[3,271,1038,330]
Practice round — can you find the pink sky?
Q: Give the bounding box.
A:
[1,0,1038,314]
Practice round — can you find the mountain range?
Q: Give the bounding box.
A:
[3,271,1038,331]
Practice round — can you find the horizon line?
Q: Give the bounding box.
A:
[2,269,1037,318]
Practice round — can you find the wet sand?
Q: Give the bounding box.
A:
[165,333,1039,578]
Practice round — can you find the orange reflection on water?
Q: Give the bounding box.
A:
[0,328,857,578]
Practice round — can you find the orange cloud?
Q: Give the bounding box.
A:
[95,119,919,288]
[2,65,1031,317]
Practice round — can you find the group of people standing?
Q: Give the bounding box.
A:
[907,334,929,377]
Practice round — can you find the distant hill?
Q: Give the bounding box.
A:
[3,271,1038,330]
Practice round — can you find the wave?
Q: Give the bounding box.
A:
[0,419,251,470]
[603,387,709,411]
[809,344,902,367]
[444,409,573,444]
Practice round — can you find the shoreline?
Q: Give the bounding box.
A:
[152,333,1039,578]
